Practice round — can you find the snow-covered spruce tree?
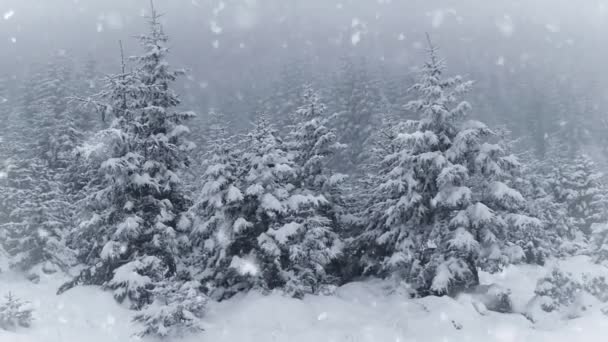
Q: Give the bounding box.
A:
[260,55,314,130]
[514,156,563,262]
[59,4,199,312]
[592,223,608,264]
[0,292,33,330]
[197,110,344,299]
[526,268,585,321]
[281,85,345,297]
[190,111,248,299]
[0,57,80,277]
[0,74,11,125]
[517,144,604,258]
[134,280,206,338]
[198,115,296,299]
[190,107,232,167]
[0,163,74,277]
[287,85,346,208]
[359,35,534,296]
[330,56,382,172]
[551,153,607,238]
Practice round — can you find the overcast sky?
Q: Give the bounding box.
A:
[2,0,608,120]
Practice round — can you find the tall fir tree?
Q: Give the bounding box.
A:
[190,110,249,299]
[359,36,536,296]
[260,54,316,130]
[202,115,297,299]
[330,56,382,172]
[0,55,80,277]
[551,153,607,238]
[282,85,345,297]
[59,4,198,312]
[196,106,345,299]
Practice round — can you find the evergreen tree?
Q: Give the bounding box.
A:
[59,4,197,310]
[551,153,607,237]
[190,111,249,300]
[0,56,80,277]
[0,292,33,330]
[133,280,206,338]
[330,56,382,172]
[592,222,608,264]
[359,36,534,296]
[197,107,345,299]
[261,56,314,130]
[282,86,345,297]
[202,115,297,299]
[515,156,563,261]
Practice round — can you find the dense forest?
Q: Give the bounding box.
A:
[2,0,608,340]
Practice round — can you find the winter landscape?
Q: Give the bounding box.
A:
[2,0,608,341]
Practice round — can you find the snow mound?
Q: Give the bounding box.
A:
[1,258,608,341]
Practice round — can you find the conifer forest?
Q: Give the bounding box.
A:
[2,1,608,341]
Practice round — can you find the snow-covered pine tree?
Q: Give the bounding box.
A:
[359,35,535,296]
[330,56,382,172]
[198,108,343,299]
[261,56,313,130]
[362,97,407,173]
[0,75,10,122]
[0,56,79,277]
[592,223,608,264]
[552,153,607,238]
[199,115,297,299]
[190,110,249,299]
[133,280,206,338]
[0,292,33,330]
[190,107,231,166]
[280,85,345,297]
[526,267,584,321]
[59,3,197,310]
[0,162,74,277]
[513,155,563,262]
[288,85,345,199]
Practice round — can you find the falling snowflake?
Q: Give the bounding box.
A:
[3,10,14,20]
[351,31,361,46]
[235,4,257,30]
[210,20,223,34]
[496,15,515,37]
[430,10,445,28]
[213,1,226,16]
[545,23,560,33]
[99,12,123,30]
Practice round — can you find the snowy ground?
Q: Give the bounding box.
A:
[1,257,607,342]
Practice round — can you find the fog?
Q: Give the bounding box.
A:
[3,1,608,141]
